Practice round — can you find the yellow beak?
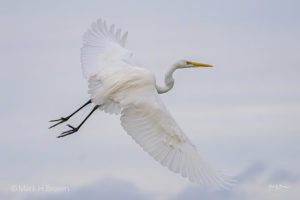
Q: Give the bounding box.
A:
[187,61,213,67]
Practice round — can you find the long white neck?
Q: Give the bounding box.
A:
[156,64,178,94]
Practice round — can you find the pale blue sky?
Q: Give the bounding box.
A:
[1,0,300,199]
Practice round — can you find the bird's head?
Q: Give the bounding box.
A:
[175,59,213,69]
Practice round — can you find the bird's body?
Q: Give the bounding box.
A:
[50,19,234,189]
[88,66,155,112]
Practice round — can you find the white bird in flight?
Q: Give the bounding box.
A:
[50,18,234,188]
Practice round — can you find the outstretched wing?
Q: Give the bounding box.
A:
[120,90,233,188]
[81,18,133,78]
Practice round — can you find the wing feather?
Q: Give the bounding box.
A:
[81,18,133,78]
[120,91,233,188]
[82,19,134,114]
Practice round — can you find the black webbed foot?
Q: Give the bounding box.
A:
[49,117,70,129]
[57,124,79,138]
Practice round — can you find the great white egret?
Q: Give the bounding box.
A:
[49,19,233,188]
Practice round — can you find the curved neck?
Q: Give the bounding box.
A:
[156,64,178,94]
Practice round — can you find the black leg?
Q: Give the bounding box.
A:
[57,105,100,138]
[49,99,92,129]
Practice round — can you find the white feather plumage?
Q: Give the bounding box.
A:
[79,18,233,188]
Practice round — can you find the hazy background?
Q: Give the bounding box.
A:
[1,0,300,199]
